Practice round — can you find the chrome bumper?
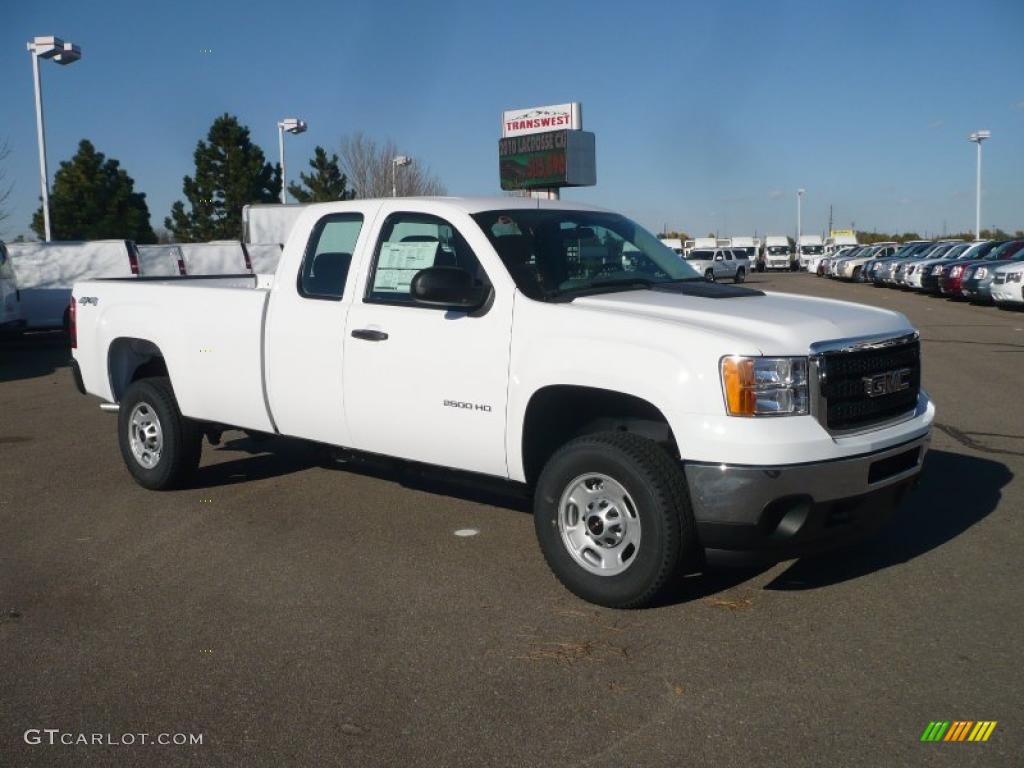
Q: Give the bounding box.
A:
[684,431,931,557]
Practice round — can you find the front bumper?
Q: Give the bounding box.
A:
[960,278,992,301]
[990,281,1024,305]
[684,431,930,560]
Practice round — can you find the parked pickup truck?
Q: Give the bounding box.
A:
[70,197,934,608]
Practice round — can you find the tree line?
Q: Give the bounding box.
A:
[16,114,445,243]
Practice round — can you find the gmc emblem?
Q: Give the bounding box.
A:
[862,368,912,398]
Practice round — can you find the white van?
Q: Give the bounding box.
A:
[244,243,284,274]
[179,241,252,275]
[659,237,684,255]
[136,245,187,277]
[8,240,143,329]
[683,237,717,256]
[763,235,794,270]
[242,203,309,246]
[796,235,825,270]
[0,241,25,335]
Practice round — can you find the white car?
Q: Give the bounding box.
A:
[683,248,750,282]
[989,263,1024,307]
[896,242,963,288]
[0,242,25,336]
[837,244,898,282]
[69,196,933,608]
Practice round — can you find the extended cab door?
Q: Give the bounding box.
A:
[265,207,377,446]
[342,206,513,477]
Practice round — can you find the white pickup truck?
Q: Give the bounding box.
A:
[70,197,934,608]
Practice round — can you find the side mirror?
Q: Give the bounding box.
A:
[714,254,724,262]
[411,266,488,311]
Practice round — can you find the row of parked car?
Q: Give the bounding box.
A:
[0,239,283,335]
[810,239,1024,307]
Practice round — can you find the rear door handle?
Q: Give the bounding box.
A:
[351,329,389,342]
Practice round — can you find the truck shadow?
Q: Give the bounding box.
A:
[761,449,1010,592]
[187,434,320,488]
[0,332,70,383]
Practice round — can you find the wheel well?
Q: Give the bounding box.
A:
[108,338,167,402]
[521,385,676,485]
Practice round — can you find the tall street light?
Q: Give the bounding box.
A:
[392,155,412,197]
[797,188,805,246]
[277,118,307,204]
[27,35,82,242]
[968,130,990,240]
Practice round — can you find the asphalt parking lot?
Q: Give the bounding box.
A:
[1,272,1021,767]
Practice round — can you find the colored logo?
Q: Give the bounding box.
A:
[921,721,997,742]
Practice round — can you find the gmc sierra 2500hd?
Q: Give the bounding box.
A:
[70,197,933,607]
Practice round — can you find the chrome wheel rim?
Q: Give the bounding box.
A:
[557,473,641,577]
[128,401,163,469]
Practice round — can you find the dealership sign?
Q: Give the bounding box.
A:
[498,130,596,190]
[502,102,582,138]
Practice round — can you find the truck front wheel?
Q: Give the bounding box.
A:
[118,377,202,490]
[533,432,698,608]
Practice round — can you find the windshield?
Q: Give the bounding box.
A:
[767,246,791,254]
[471,209,700,300]
[800,245,823,254]
[989,240,1024,260]
[686,250,715,260]
[963,241,1000,260]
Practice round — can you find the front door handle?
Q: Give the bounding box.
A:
[351,329,389,342]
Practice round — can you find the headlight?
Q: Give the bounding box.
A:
[1010,272,1023,283]
[976,267,988,279]
[721,356,809,417]
[932,265,944,275]
[951,265,963,277]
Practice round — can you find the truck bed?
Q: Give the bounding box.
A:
[73,275,276,432]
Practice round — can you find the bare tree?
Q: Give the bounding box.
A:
[338,132,446,199]
[0,139,12,235]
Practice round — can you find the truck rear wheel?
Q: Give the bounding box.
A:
[118,377,202,490]
[734,267,746,283]
[533,432,698,608]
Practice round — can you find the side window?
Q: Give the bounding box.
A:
[299,213,364,300]
[366,212,490,305]
[725,250,734,261]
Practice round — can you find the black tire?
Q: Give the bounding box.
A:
[852,266,862,282]
[118,377,202,490]
[704,269,715,282]
[734,267,746,284]
[533,432,698,608]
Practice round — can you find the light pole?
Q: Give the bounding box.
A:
[797,188,805,245]
[27,36,82,242]
[392,155,412,197]
[968,130,990,240]
[277,118,307,204]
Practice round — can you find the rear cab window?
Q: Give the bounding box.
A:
[299,213,364,300]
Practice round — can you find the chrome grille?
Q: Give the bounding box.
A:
[810,334,921,433]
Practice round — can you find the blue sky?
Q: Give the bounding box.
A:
[2,0,1022,240]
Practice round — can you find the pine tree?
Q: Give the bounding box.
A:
[288,146,354,203]
[166,114,281,242]
[31,140,156,243]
